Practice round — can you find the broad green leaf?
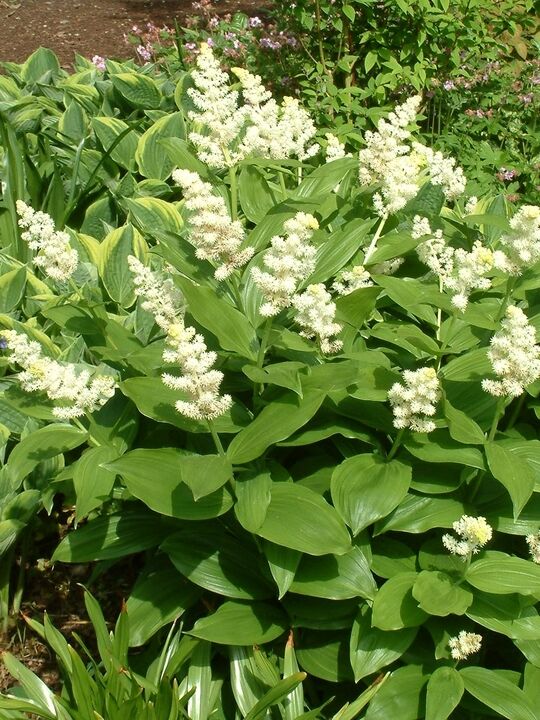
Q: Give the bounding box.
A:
[162,523,273,599]
[283,640,304,720]
[307,219,376,285]
[238,165,278,223]
[7,424,88,489]
[21,47,60,82]
[125,196,184,237]
[52,510,173,562]
[120,376,249,433]
[296,631,353,682]
[264,542,301,599]
[187,640,213,720]
[485,441,535,518]
[443,398,485,445]
[92,116,139,170]
[126,556,201,646]
[255,482,351,556]
[0,519,25,556]
[466,554,540,595]
[375,494,466,535]
[293,157,358,200]
[291,546,376,600]
[98,224,147,307]
[160,136,210,177]
[425,667,464,720]
[106,449,233,518]
[227,390,325,464]
[335,286,381,330]
[412,570,473,616]
[189,601,288,645]
[404,431,486,469]
[242,362,305,396]
[440,348,491,381]
[234,470,272,532]
[0,266,26,313]
[331,454,411,535]
[1,652,56,715]
[460,667,536,720]
[371,537,417,578]
[349,605,416,681]
[73,445,117,520]
[372,572,428,630]
[244,673,306,720]
[112,72,162,108]
[229,646,271,716]
[364,666,427,720]
[466,591,540,640]
[179,278,258,360]
[136,111,186,179]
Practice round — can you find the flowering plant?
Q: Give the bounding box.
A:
[1,45,540,719]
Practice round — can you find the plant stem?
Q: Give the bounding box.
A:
[208,419,225,457]
[257,318,273,370]
[363,214,388,264]
[386,429,404,462]
[505,393,525,431]
[279,172,287,199]
[228,165,238,222]
[487,396,506,442]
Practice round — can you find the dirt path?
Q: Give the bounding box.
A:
[0,0,263,67]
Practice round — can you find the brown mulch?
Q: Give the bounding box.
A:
[0,0,264,67]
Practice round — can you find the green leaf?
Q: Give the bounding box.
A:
[7,424,88,489]
[162,523,273,599]
[372,572,428,630]
[404,431,486,469]
[125,196,184,237]
[0,267,26,313]
[112,72,162,108]
[73,446,117,520]
[331,454,411,535]
[179,278,258,360]
[425,667,464,720]
[234,470,272,532]
[92,116,139,170]
[466,591,540,640]
[349,606,416,681]
[460,667,537,720]
[307,219,376,285]
[443,398,485,445]
[189,600,288,645]
[291,545,376,600]
[335,287,381,330]
[264,542,301,599]
[242,362,305,396]
[227,390,325,464]
[296,630,353,682]
[375,494,466,534]
[412,570,473,616]
[160,137,210,177]
[52,510,173,562]
[244,673,307,720]
[466,554,540,595]
[365,666,427,720]
[238,165,278,223]
[21,47,60,82]
[120,376,249,433]
[485,441,535,519]
[255,482,351,556]
[440,348,491,381]
[126,556,201,646]
[1,652,56,715]
[136,112,186,179]
[98,223,147,307]
[106,448,233,518]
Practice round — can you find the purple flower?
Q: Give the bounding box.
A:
[520,93,533,104]
[208,17,219,29]
[206,37,215,47]
[497,167,517,182]
[443,80,455,91]
[91,55,106,71]
[259,37,280,50]
[0,337,7,350]
[184,42,197,51]
[136,44,153,61]
[225,31,236,40]
[249,16,262,27]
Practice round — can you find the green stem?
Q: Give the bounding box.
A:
[278,172,287,200]
[436,314,457,371]
[257,318,273,370]
[488,396,506,442]
[314,0,328,73]
[12,531,30,618]
[228,165,238,222]
[386,429,405,462]
[363,214,388,264]
[208,419,225,457]
[506,393,525,431]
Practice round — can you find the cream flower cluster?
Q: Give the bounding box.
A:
[442,515,493,558]
[482,305,540,397]
[526,532,540,564]
[128,256,183,330]
[128,260,231,420]
[388,367,440,433]
[2,330,115,419]
[16,201,78,282]
[415,216,507,311]
[187,46,317,168]
[499,205,540,274]
[358,96,466,216]
[173,169,254,280]
[332,259,404,295]
[251,212,318,316]
[325,133,348,163]
[448,631,482,661]
[359,95,423,216]
[292,284,343,354]
[162,323,232,420]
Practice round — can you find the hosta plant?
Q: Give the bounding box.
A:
[1,44,540,719]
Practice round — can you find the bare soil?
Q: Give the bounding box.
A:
[0,0,263,67]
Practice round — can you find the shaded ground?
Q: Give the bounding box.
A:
[0,0,263,67]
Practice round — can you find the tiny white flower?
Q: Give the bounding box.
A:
[499,205,540,274]
[448,631,482,660]
[16,201,78,282]
[324,133,349,163]
[128,256,183,330]
[292,283,342,354]
[388,367,440,433]
[482,305,540,397]
[442,515,492,558]
[526,532,540,564]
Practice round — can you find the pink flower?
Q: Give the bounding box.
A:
[91,55,106,71]
[136,44,153,62]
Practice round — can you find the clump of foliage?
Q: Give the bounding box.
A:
[1,36,540,720]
